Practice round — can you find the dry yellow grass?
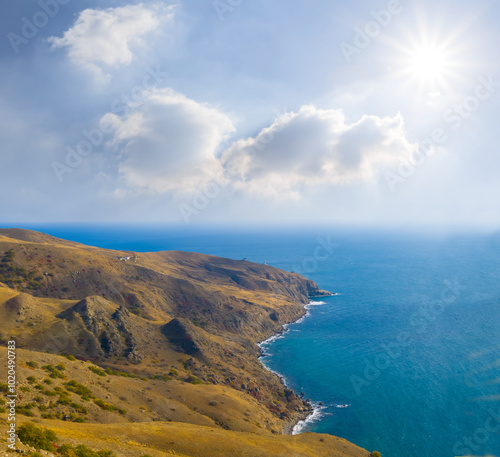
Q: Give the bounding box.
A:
[4,418,370,457]
[0,347,288,433]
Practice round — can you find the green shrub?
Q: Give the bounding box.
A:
[26,361,38,368]
[17,405,35,417]
[64,380,93,397]
[69,402,87,414]
[27,376,37,384]
[2,250,15,262]
[20,386,30,392]
[58,443,115,457]
[88,366,106,377]
[57,394,71,406]
[42,364,65,379]
[56,444,74,456]
[56,363,66,371]
[93,399,119,412]
[65,355,76,361]
[17,423,58,451]
[186,375,202,385]
[150,374,172,382]
[0,383,9,392]
[103,367,141,379]
[371,452,381,457]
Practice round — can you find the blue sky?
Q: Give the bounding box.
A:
[1,0,500,229]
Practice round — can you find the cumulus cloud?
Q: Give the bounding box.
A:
[103,88,235,194]
[102,95,415,201]
[221,106,417,199]
[49,4,169,82]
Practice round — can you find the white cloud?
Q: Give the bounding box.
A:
[221,106,417,199]
[49,4,169,82]
[103,88,235,194]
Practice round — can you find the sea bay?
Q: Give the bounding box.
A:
[12,224,500,457]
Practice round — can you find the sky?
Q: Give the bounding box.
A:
[1,0,500,230]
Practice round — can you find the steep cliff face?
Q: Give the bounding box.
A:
[0,228,333,438]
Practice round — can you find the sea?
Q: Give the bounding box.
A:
[6,224,500,457]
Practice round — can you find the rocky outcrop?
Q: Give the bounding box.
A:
[57,296,142,363]
[161,318,206,357]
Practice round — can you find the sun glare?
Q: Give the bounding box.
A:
[389,27,463,94]
[408,46,448,82]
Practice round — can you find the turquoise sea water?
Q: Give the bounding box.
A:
[6,224,500,457]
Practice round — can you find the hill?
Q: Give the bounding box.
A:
[0,228,371,457]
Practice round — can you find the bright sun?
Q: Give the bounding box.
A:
[391,27,464,94]
[407,46,449,83]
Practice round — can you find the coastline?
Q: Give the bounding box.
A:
[257,296,336,435]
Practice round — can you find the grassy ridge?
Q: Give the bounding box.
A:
[8,418,370,457]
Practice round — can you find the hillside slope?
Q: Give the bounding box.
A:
[0,228,371,457]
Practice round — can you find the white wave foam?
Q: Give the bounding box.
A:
[292,402,327,435]
[258,299,333,435]
[286,300,327,326]
[258,327,289,349]
[305,300,326,308]
[258,300,328,353]
[258,360,289,386]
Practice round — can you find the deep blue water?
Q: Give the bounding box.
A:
[4,224,500,457]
